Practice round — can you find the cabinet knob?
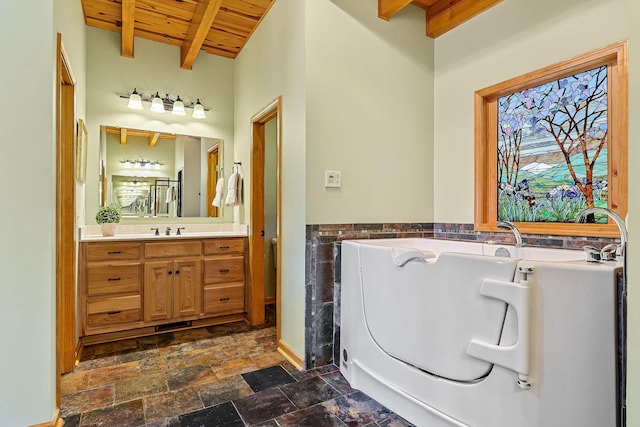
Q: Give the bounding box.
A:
[175,270,180,275]
[168,271,173,275]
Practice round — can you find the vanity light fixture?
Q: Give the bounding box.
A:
[121,159,164,169]
[121,89,209,119]
[127,88,144,110]
[150,92,165,113]
[172,96,186,116]
[192,99,206,119]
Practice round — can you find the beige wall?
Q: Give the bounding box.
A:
[85,28,235,224]
[0,0,85,424]
[433,0,629,223]
[305,0,435,224]
[234,0,307,356]
[433,0,638,421]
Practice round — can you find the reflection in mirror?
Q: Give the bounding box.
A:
[99,126,224,219]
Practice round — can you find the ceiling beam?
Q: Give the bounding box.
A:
[149,133,160,147]
[120,128,128,145]
[411,0,437,9]
[426,0,503,38]
[378,0,413,21]
[121,0,136,58]
[180,0,224,70]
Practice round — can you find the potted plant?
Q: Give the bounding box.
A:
[96,205,121,236]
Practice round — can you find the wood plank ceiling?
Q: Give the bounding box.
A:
[81,0,502,70]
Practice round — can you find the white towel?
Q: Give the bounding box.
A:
[211,177,224,207]
[225,172,242,207]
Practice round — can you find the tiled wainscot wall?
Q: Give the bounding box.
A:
[304,223,621,370]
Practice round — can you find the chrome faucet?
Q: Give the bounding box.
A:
[575,207,627,259]
[165,226,171,236]
[497,221,523,247]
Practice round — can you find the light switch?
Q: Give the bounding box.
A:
[324,170,342,188]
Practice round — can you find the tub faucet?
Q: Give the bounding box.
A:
[497,221,523,247]
[575,207,627,259]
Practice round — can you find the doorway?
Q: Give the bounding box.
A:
[55,33,77,410]
[249,97,282,346]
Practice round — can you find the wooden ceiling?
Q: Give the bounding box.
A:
[81,0,501,70]
[81,0,275,69]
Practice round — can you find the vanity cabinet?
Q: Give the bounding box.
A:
[82,242,143,334]
[203,239,246,316]
[144,259,202,321]
[79,236,247,344]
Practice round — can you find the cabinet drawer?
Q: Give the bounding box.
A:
[86,242,142,261]
[87,295,141,328]
[203,238,245,256]
[87,263,142,296]
[204,256,244,284]
[203,284,244,315]
[145,241,202,258]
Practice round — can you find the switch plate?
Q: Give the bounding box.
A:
[324,170,342,188]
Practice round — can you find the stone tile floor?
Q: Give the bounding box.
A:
[61,313,414,426]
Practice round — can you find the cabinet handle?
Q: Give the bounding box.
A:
[219,297,230,302]
[107,310,121,315]
[175,270,180,275]
[219,269,230,273]
[219,245,230,249]
[168,271,173,275]
[107,277,121,281]
[107,251,121,255]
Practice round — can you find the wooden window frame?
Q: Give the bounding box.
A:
[474,41,628,237]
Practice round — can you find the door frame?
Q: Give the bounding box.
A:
[55,33,77,405]
[249,97,282,341]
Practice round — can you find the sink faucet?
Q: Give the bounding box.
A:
[497,221,523,247]
[575,207,627,259]
[165,226,171,236]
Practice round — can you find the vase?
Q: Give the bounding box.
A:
[101,223,117,237]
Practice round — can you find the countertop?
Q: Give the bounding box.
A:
[79,223,248,242]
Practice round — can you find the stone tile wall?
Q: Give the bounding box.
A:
[304,222,620,369]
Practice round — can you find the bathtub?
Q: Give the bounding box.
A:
[340,238,621,427]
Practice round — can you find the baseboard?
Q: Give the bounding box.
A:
[277,339,303,370]
[264,296,276,305]
[30,409,62,427]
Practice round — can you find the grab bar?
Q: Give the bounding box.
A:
[466,264,533,389]
[392,249,436,267]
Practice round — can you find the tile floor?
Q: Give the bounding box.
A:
[61,311,414,426]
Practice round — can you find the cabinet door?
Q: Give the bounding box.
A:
[173,258,202,319]
[144,260,173,322]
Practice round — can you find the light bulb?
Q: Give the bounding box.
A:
[172,96,186,116]
[127,88,143,110]
[150,92,165,113]
[192,99,206,119]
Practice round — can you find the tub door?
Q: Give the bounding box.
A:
[359,246,518,382]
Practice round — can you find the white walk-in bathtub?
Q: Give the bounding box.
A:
[340,238,621,427]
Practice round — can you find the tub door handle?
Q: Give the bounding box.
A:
[466,275,532,389]
[392,249,436,267]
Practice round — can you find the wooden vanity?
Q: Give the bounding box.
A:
[79,236,247,344]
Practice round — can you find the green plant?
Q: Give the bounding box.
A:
[95,205,121,224]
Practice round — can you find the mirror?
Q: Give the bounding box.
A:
[99,125,229,220]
